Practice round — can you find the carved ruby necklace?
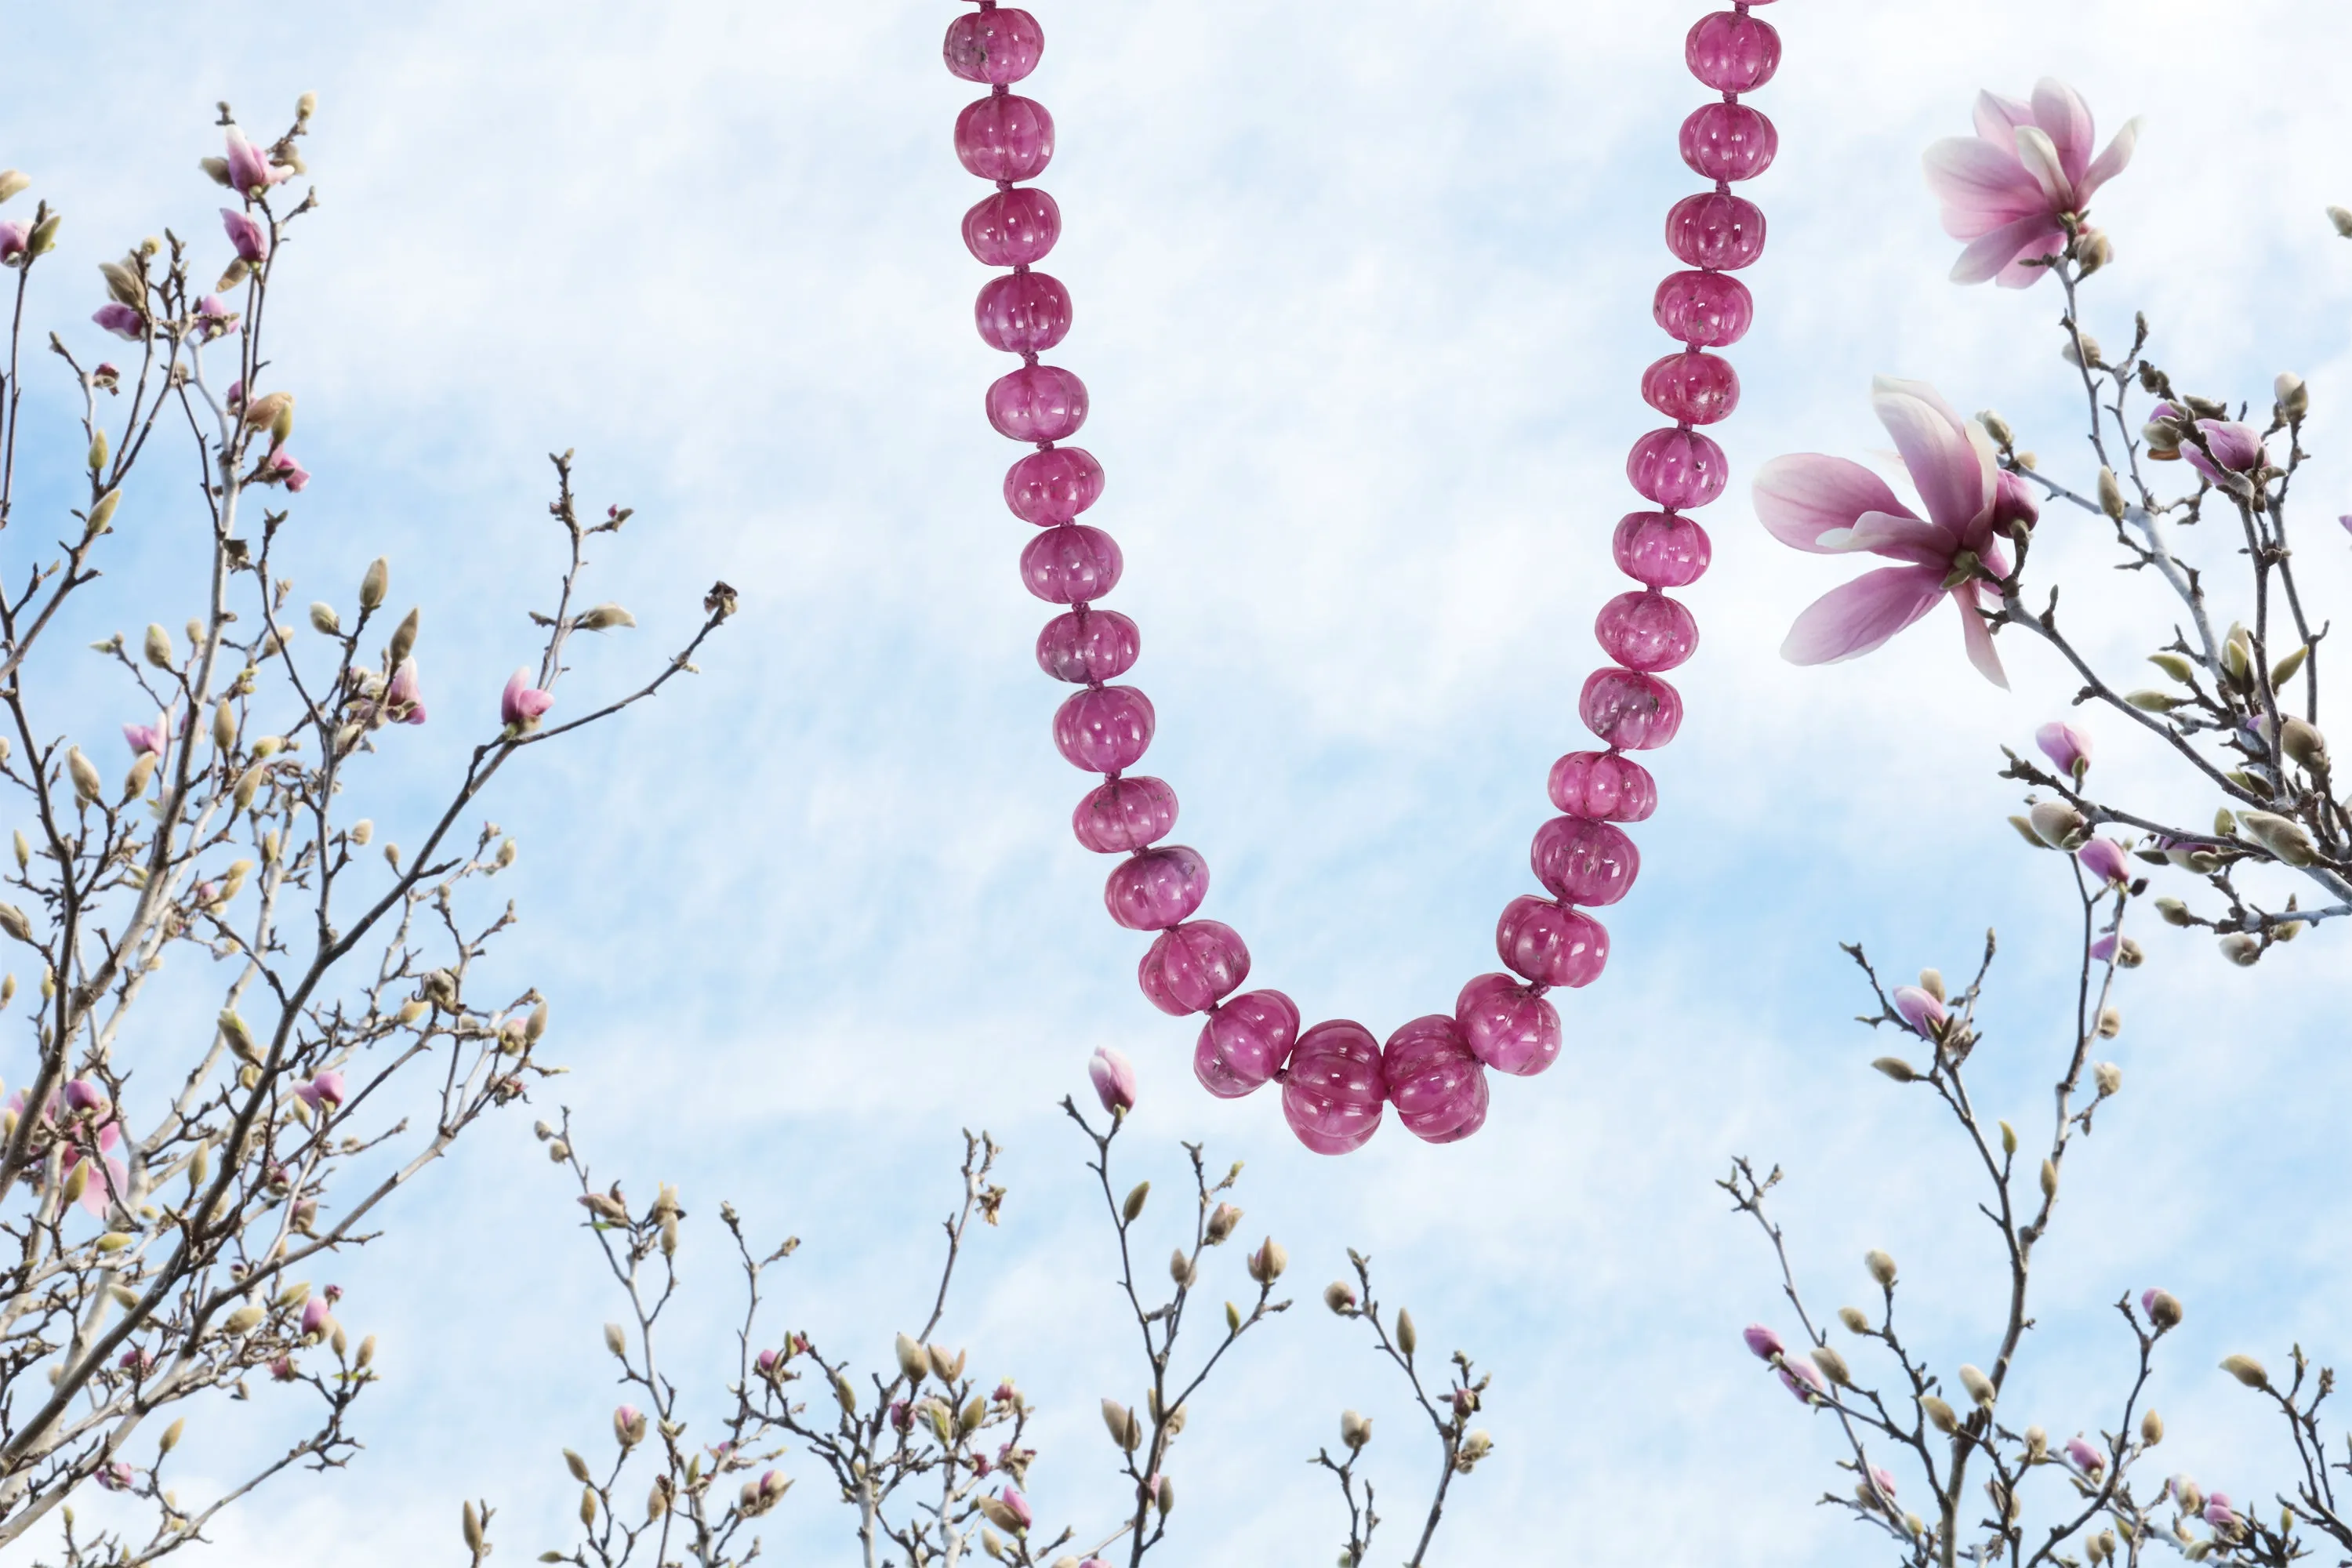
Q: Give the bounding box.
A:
[943,1,1780,1152]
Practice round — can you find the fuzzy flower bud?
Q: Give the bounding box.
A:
[2076,837,2130,886]
[2220,1354,2269,1388]
[1742,1324,1786,1361]
[501,670,554,731]
[1864,1250,1897,1288]
[1247,1237,1287,1285]
[2034,720,2092,782]
[1323,1280,1358,1315]
[2140,1287,2183,1330]
[1889,985,1945,1038]
[1087,1047,1136,1116]
[2028,800,2089,849]
[2064,1435,2105,1474]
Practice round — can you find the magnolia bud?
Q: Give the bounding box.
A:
[462,1501,485,1553]
[2093,1062,2122,1097]
[1155,1475,1174,1515]
[2220,933,2262,967]
[1958,1364,1996,1406]
[1871,1057,1917,1083]
[67,746,103,804]
[2281,717,2328,772]
[0,905,31,945]
[2123,689,2180,713]
[358,558,389,612]
[2240,810,2318,867]
[1864,1250,1897,1288]
[1837,1306,1869,1334]
[2274,643,2312,688]
[2276,372,2309,420]
[309,603,339,636]
[2097,466,2125,521]
[2154,897,2193,927]
[2024,1425,2048,1461]
[2331,205,2352,238]
[1810,1345,1852,1387]
[578,603,637,632]
[122,753,156,803]
[1123,1181,1149,1223]
[1205,1201,1242,1243]
[387,608,419,670]
[1168,1248,1196,1287]
[0,171,27,204]
[1922,1395,1958,1434]
[223,1302,264,1334]
[1323,1281,1358,1315]
[2061,333,2100,368]
[2096,1007,2122,1039]
[87,488,120,534]
[2147,1290,2183,1330]
[1340,1409,1372,1450]
[603,1322,627,1357]
[1395,1307,1417,1357]
[1248,1237,1287,1285]
[895,1332,927,1385]
[2141,1409,2165,1445]
[1102,1398,1141,1451]
[140,622,174,670]
[2039,1158,2058,1200]
[2028,800,2089,849]
[927,1343,966,1383]
[1978,410,2013,446]
[2221,1354,2269,1388]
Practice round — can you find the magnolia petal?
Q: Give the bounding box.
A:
[1871,377,1993,539]
[2028,78,2096,187]
[2080,116,2142,201]
[1955,583,2009,688]
[1841,510,1953,565]
[2012,126,2068,207]
[1780,564,1947,666]
[1922,137,2048,238]
[1950,214,2064,286]
[1753,454,1911,554]
[1971,90,2034,154]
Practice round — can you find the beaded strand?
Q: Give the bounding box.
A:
[944,0,1783,1153]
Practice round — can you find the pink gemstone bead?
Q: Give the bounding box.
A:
[1639,350,1740,425]
[1580,668,1684,750]
[1037,608,1141,684]
[1679,101,1778,183]
[1548,750,1658,823]
[1074,775,1178,852]
[1593,590,1699,673]
[1666,191,1767,270]
[1381,1015,1489,1144]
[1455,972,1562,1077]
[1495,896,1610,989]
[1530,815,1642,906]
[1105,845,1210,931]
[1612,510,1713,588]
[954,95,1056,183]
[1053,685,1154,771]
[1019,524,1122,604]
[1138,920,1250,1016]
[1280,1021,1386,1156]
[963,187,1062,267]
[986,365,1089,443]
[943,9,1045,85]
[1686,10,1782,93]
[1652,270,1752,347]
[1627,428,1727,509]
[975,271,1073,355]
[1195,989,1301,1099]
[1004,446,1103,524]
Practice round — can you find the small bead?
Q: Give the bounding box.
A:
[1612,510,1713,588]
[1053,684,1154,772]
[1455,972,1562,1077]
[1652,270,1752,347]
[1138,920,1250,1016]
[1019,524,1122,604]
[963,187,1062,267]
[1382,1015,1490,1144]
[1280,1020,1386,1156]
[1580,668,1684,751]
[1679,101,1779,183]
[1593,590,1699,672]
[975,271,1073,355]
[954,94,1055,183]
[1685,10,1782,93]
[1530,815,1642,906]
[1626,427,1727,509]
[1639,350,1740,425]
[943,8,1045,84]
[1665,191,1767,271]
[1036,608,1141,684]
[1195,989,1301,1099]
[1548,751,1658,823]
[1074,775,1178,852]
[1004,446,1103,524]
[1495,896,1610,989]
[986,364,1089,443]
[1105,844,1210,931]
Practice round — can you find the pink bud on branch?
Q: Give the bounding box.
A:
[1088,1046,1137,1116]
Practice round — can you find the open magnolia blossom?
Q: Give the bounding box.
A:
[1754,377,2028,687]
[1925,78,2140,287]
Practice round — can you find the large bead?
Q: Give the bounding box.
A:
[1581,668,1684,750]
[1665,191,1766,271]
[1652,269,1752,347]
[1495,896,1610,989]
[954,94,1055,183]
[943,9,1045,85]
[963,187,1062,267]
[1612,510,1712,587]
[1195,989,1301,1098]
[987,365,1089,442]
[1593,590,1698,672]
[1381,1015,1490,1144]
[1685,10,1782,93]
[1105,845,1210,931]
[1626,428,1727,510]
[1053,685,1154,771]
[1281,1020,1385,1155]
[1639,350,1740,426]
[1004,445,1103,524]
[1548,750,1658,823]
[1138,921,1250,1015]
[975,270,1073,354]
[1679,101,1778,182]
[1530,816,1642,906]
[1019,524,1122,604]
[1036,609,1141,683]
[1455,972,1563,1077]
[1073,775,1177,852]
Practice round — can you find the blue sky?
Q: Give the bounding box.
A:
[9,0,2352,1561]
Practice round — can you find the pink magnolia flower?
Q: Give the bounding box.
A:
[2169,408,2263,484]
[220,207,270,265]
[2035,720,2092,781]
[385,657,427,725]
[260,448,310,493]
[223,128,289,199]
[64,1078,110,1116]
[503,670,554,731]
[1779,1356,1827,1403]
[2064,1435,2106,1475]
[1755,378,2014,688]
[2076,838,2129,887]
[2205,1492,2238,1530]
[92,303,145,341]
[1890,985,1947,1036]
[614,1404,645,1446]
[95,1461,136,1492]
[93,363,120,392]
[888,1399,913,1432]
[268,1354,298,1381]
[1742,1324,1786,1361]
[295,1070,346,1112]
[755,1347,784,1377]
[14,1085,127,1215]
[300,1293,334,1338]
[194,293,238,341]
[1868,1465,1898,1501]
[1924,79,2140,287]
[118,1347,156,1374]
[0,220,27,266]
[123,715,169,761]
[2089,932,2118,963]
[998,1486,1033,1530]
[1088,1046,1137,1115]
